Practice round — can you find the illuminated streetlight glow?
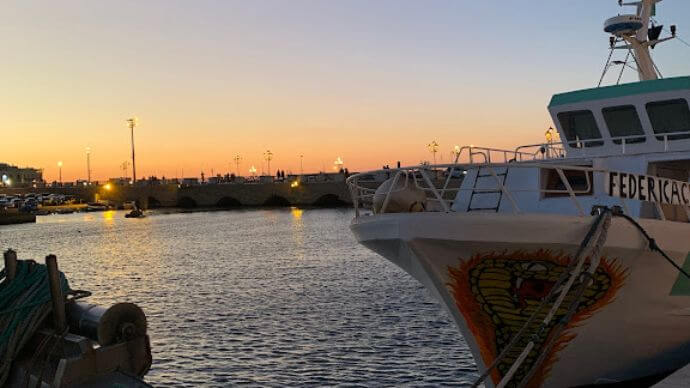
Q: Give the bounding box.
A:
[334,156,344,171]
[233,154,242,177]
[249,165,257,177]
[104,183,112,191]
[264,150,273,176]
[427,140,439,165]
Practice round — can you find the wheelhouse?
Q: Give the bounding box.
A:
[548,76,690,155]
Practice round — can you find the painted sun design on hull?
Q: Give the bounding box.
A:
[447,250,627,387]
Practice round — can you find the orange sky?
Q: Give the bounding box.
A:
[3,1,689,182]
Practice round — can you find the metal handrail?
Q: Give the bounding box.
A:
[347,162,605,218]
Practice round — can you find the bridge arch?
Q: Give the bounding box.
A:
[217,196,242,208]
[312,193,348,207]
[177,196,197,208]
[263,195,290,207]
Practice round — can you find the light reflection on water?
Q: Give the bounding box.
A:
[1,209,478,386]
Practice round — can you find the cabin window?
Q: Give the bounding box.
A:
[646,99,690,141]
[557,110,603,147]
[602,105,645,144]
[541,168,593,198]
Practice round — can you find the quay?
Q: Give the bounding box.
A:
[0,210,35,225]
[0,175,354,210]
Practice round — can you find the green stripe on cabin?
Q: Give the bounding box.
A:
[549,76,690,107]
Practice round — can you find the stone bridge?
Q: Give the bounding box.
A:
[0,181,352,209]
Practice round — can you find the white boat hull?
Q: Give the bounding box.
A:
[351,212,690,387]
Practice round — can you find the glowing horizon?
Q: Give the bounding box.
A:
[3,1,690,182]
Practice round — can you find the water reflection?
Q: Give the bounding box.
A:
[102,210,116,222]
[1,209,477,386]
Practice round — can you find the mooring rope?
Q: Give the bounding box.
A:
[0,260,71,386]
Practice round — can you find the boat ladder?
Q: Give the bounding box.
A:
[466,166,509,212]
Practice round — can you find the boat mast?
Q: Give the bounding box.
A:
[603,0,677,83]
[624,0,659,81]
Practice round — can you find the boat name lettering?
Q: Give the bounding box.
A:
[605,172,690,205]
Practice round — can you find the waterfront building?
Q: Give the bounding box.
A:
[0,163,43,187]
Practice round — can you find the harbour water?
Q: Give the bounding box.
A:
[1,208,478,386]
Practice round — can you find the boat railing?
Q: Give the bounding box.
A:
[347,162,644,219]
[451,145,548,164]
[515,130,690,157]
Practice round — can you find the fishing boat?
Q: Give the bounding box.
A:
[347,1,690,387]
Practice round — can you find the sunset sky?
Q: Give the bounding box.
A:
[3,0,690,181]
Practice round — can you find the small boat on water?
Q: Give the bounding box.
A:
[125,208,146,218]
[347,1,690,387]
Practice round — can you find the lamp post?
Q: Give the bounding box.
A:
[452,145,461,163]
[121,161,130,180]
[85,147,91,184]
[334,156,344,172]
[126,117,138,183]
[57,161,63,184]
[427,141,439,165]
[233,154,242,177]
[264,150,273,176]
[299,154,304,175]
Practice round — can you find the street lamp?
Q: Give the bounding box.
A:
[233,154,242,177]
[121,161,130,180]
[57,161,63,184]
[299,154,304,176]
[126,117,138,183]
[427,141,439,165]
[249,165,257,177]
[452,145,461,163]
[264,150,273,176]
[334,156,344,172]
[86,147,91,184]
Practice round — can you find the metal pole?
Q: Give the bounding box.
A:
[131,125,137,183]
[3,249,17,281]
[45,254,67,333]
[87,150,91,183]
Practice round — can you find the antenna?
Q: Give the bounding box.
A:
[600,0,676,85]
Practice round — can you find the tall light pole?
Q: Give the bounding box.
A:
[299,154,304,175]
[85,147,91,184]
[121,161,130,180]
[233,154,242,177]
[427,140,439,165]
[57,161,63,184]
[452,145,461,163]
[126,117,138,183]
[264,150,273,176]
